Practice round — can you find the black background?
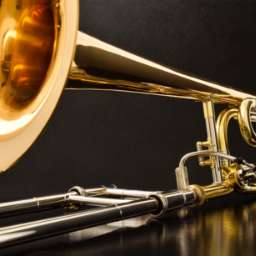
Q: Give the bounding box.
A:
[1,1,256,254]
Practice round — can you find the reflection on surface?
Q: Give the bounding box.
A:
[2,196,256,256]
[174,203,256,256]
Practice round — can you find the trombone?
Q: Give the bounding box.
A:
[0,0,256,248]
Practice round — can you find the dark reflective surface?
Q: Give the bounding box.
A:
[1,194,256,256]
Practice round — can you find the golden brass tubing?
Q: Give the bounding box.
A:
[67,32,254,106]
[191,182,234,205]
[1,1,256,171]
[216,108,238,167]
[202,101,222,183]
[202,183,234,200]
[239,99,256,147]
[0,1,256,248]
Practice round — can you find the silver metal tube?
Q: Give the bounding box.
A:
[179,151,236,168]
[203,101,222,183]
[0,192,76,217]
[69,195,132,206]
[0,187,161,217]
[0,191,196,248]
[105,188,161,198]
[176,150,236,190]
[0,187,112,217]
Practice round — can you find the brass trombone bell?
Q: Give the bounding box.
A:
[0,0,255,171]
[0,0,78,171]
[1,0,256,248]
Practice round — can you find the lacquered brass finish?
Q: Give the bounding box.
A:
[0,0,56,112]
[216,108,239,169]
[239,98,256,147]
[0,0,255,171]
[0,0,78,170]
[0,1,60,123]
[216,109,238,155]
[0,0,256,248]
[69,31,254,106]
